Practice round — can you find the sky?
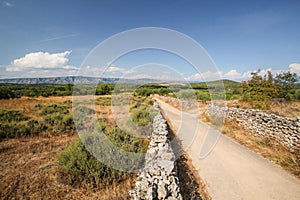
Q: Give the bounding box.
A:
[0,0,300,81]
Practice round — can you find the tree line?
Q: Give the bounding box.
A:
[241,70,299,109]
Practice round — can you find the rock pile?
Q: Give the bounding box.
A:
[206,104,300,152]
[129,103,182,200]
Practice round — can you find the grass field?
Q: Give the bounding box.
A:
[0,94,207,199]
[0,95,146,199]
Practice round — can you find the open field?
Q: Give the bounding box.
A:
[0,96,139,199]
[0,95,203,199]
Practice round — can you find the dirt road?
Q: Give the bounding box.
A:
[155,98,300,200]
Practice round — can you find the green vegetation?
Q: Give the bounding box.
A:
[0,100,77,139]
[130,97,157,126]
[0,109,47,138]
[57,120,148,188]
[57,139,129,187]
[275,71,299,100]
[134,84,172,96]
[37,101,75,133]
[95,83,114,95]
[0,83,74,98]
[132,80,241,102]
[241,70,299,109]
[56,94,150,188]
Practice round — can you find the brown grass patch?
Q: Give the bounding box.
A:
[0,135,135,199]
[0,96,73,120]
[226,99,300,118]
[0,95,139,199]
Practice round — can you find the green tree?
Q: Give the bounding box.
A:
[241,70,277,109]
[275,71,299,100]
[96,84,113,95]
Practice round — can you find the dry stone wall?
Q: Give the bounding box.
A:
[129,103,182,200]
[206,104,300,152]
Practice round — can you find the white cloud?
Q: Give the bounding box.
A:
[241,68,272,79]
[2,1,13,7]
[223,69,241,79]
[289,63,300,75]
[62,65,78,70]
[241,71,253,79]
[8,51,71,71]
[3,51,79,78]
[106,66,124,73]
[187,71,222,81]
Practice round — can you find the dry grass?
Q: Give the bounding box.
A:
[226,99,300,118]
[0,96,73,120]
[0,135,135,200]
[0,96,138,199]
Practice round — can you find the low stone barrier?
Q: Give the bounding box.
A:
[129,103,182,200]
[206,104,300,152]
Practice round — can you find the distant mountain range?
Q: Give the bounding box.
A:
[0,76,158,84]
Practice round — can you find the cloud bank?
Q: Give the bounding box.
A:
[2,51,299,81]
[7,51,73,72]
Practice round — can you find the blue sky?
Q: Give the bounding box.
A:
[0,0,299,81]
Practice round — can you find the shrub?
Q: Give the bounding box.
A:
[95,96,112,106]
[57,139,129,187]
[39,101,71,115]
[0,109,46,138]
[0,121,46,139]
[176,89,196,99]
[196,91,210,102]
[0,109,29,122]
[131,108,151,126]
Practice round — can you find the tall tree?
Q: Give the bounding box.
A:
[241,70,277,109]
[275,71,299,100]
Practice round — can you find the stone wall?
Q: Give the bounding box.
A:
[206,104,300,152]
[129,103,182,200]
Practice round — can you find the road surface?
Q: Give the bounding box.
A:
[155,98,300,200]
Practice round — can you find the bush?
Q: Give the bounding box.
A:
[0,120,46,139]
[39,101,71,115]
[176,89,196,99]
[0,109,29,122]
[131,108,151,126]
[0,109,46,138]
[196,91,210,102]
[39,101,75,133]
[129,97,157,127]
[295,89,300,100]
[57,139,128,187]
[58,127,148,187]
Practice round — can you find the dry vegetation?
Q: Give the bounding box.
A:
[226,99,300,118]
[0,135,135,199]
[0,96,139,199]
[0,96,73,120]
[0,95,209,199]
